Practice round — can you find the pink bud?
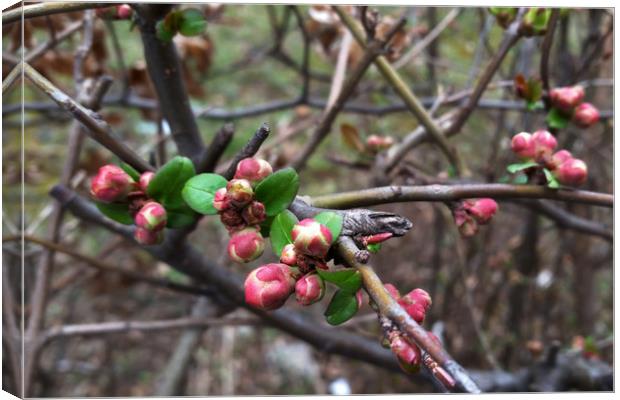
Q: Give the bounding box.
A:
[244,263,295,310]
[234,158,273,185]
[554,158,588,186]
[549,86,584,112]
[390,335,422,374]
[510,132,536,160]
[573,102,600,128]
[291,219,333,258]
[226,179,254,207]
[355,289,364,309]
[398,288,432,324]
[465,198,498,225]
[116,4,132,19]
[548,150,573,170]
[90,164,135,203]
[384,283,401,300]
[138,171,155,193]
[241,201,266,225]
[531,129,557,160]
[220,208,245,232]
[213,187,230,212]
[295,273,325,305]
[134,201,167,231]
[453,209,478,237]
[366,135,395,152]
[280,244,298,266]
[134,226,163,245]
[363,232,393,246]
[228,227,265,263]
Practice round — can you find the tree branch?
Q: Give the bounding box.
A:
[2,2,108,25]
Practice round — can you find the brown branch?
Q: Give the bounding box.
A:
[2,62,21,94]
[2,2,108,25]
[221,123,270,180]
[196,123,235,173]
[540,9,561,94]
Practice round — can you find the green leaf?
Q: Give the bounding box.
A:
[546,108,571,130]
[506,161,539,174]
[179,8,207,36]
[312,211,343,244]
[254,168,299,217]
[324,289,359,325]
[317,268,362,293]
[96,202,133,225]
[166,207,196,228]
[513,174,529,185]
[367,243,381,253]
[148,156,196,210]
[260,215,275,237]
[120,162,140,182]
[526,100,544,111]
[155,20,176,42]
[181,173,228,215]
[543,168,561,189]
[269,210,299,255]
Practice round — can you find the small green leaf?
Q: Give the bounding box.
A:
[324,289,359,325]
[179,8,207,36]
[120,162,141,182]
[513,174,529,184]
[148,156,196,211]
[317,268,362,293]
[312,211,343,244]
[254,168,299,217]
[155,20,176,42]
[507,161,539,174]
[543,168,561,189]
[260,215,275,238]
[96,202,133,225]
[367,243,381,253]
[546,108,571,130]
[526,100,544,111]
[181,173,228,215]
[269,210,299,255]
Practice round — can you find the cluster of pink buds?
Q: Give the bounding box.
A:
[244,263,296,310]
[91,165,166,245]
[366,135,395,153]
[451,198,498,237]
[95,4,133,20]
[215,158,273,263]
[510,130,588,186]
[549,86,600,128]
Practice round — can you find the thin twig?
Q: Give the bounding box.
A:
[222,123,270,180]
[2,62,21,94]
[540,9,561,94]
[2,2,108,24]
[197,123,235,173]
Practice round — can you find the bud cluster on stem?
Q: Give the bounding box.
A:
[549,85,600,128]
[215,158,274,263]
[90,165,168,245]
[451,198,498,237]
[510,130,589,187]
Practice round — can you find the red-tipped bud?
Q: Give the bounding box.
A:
[465,198,498,225]
[228,227,265,263]
[549,86,584,112]
[291,219,333,258]
[384,283,401,300]
[138,171,155,193]
[213,188,230,212]
[390,335,422,374]
[355,289,364,309]
[363,232,393,246]
[453,209,478,237]
[554,158,588,186]
[226,179,254,207]
[244,263,295,310]
[295,273,325,305]
[510,132,536,160]
[90,164,135,203]
[134,201,167,231]
[234,158,273,185]
[366,135,395,152]
[573,102,600,128]
[220,208,246,232]
[117,4,133,19]
[241,201,266,225]
[531,129,557,160]
[398,288,432,324]
[134,226,163,245]
[548,150,573,170]
[280,244,298,266]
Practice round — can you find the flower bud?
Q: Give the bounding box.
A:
[398,288,432,324]
[90,164,135,203]
[234,158,273,185]
[390,335,422,374]
[572,102,600,128]
[244,263,295,310]
[213,187,230,212]
[363,232,393,246]
[355,289,364,309]
[280,243,298,266]
[138,171,155,193]
[228,227,265,263]
[226,179,254,207]
[134,201,167,231]
[366,135,395,152]
[549,86,584,112]
[548,150,573,170]
[453,209,478,237]
[554,158,588,186]
[531,129,557,160]
[465,198,498,225]
[117,4,133,19]
[295,273,325,305]
[241,201,266,225]
[384,283,401,300]
[510,132,536,160]
[291,219,333,258]
[134,226,163,245]
[220,208,245,232]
